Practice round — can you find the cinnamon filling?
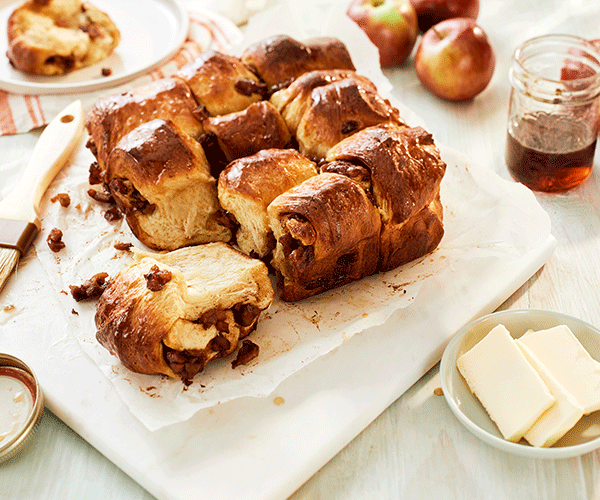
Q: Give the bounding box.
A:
[163,303,263,381]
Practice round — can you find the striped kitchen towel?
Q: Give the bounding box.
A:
[0,7,242,136]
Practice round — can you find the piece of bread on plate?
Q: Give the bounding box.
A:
[6,0,120,75]
[95,242,275,382]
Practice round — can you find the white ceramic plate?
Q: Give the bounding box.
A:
[441,309,600,459]
[0,0,189,94]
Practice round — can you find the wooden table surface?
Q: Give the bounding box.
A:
[1,0,600,498]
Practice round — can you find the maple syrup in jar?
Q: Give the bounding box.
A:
[506,35,600,192]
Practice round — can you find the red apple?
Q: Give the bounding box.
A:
[409,0,479,33]
[347,0,418,68]
[414,18,495,101]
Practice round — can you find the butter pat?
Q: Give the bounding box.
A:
[517,340,584,447]
[457,324,555,442]
[520,325,600,414]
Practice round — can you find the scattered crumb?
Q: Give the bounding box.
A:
[47,227,65,252]
[71,309,79,316]
[69,272,110,301]
[88,188,114,204]
[3,304,16,313]
[232,340,259,368]
[114,242,133,251]
[434,387,444,396]
[101,67,112,77]
[104,207,122,222]
[88,161,102,185]
[273,396,285,406]
[50,193,71,207]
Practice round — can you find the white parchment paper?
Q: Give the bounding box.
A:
[32,0,552,431]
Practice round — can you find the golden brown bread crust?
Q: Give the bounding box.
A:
[202,101,292,164]
[176,50,264,116]
[379,194,444,271]
[218,149,318,259]
[271,70,405,161]
[323,124,446,271]
[268,173,381,301]
[241,35,355,88]
[95,243,275,380]
[270,69,365,129]
[84,78,203,181]
[105,119,231,251]
[7,0,120,75]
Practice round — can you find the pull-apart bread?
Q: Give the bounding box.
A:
[270,69,405,161]
[95,243,275,382]
[323,123,446,271]
[82,34,447,379]
[176,50,264,116]
[218,149,318,259]
[268,173,381,302]
[85,78,203,182]
[241,35,356,90]
[202,101,292,166]
[6,0,120,75]
[105,119,231,251]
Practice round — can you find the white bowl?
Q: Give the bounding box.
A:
[440,309,600,459]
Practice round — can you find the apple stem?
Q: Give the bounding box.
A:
[431,26,444,40]
[370,0,384,6]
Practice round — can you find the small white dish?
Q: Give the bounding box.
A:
[441,309,600,459]
[0,0,189,94]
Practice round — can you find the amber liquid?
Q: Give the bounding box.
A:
[505,113,596,192]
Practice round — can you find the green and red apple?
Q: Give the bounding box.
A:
[414,17,495,101]
[347,0,418,68]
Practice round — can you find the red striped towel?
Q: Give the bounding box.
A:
[0,9,241,136]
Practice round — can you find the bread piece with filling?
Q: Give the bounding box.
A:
[176,50,264,116]
[323,123,446,271]
[267,172,381,301]
[95,243,275,381]
[241,35,355,90]
[85,77,203,181]
[105,119,231,251]
[201,101,292,170]
[218,149,318,259]
[271,70,405,161]
[7,0,120,75]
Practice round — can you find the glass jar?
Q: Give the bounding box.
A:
[505,34,600,192]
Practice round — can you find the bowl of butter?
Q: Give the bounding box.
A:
[441,309,600,458]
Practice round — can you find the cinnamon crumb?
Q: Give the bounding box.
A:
[114,242,133,251]
[51,193,71,207]
[69,272,110,301]
[104,207,122,221]
[232,340,259,368]
[144,265,172,291]
[88,188,114,204]
[47,228,65,252]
